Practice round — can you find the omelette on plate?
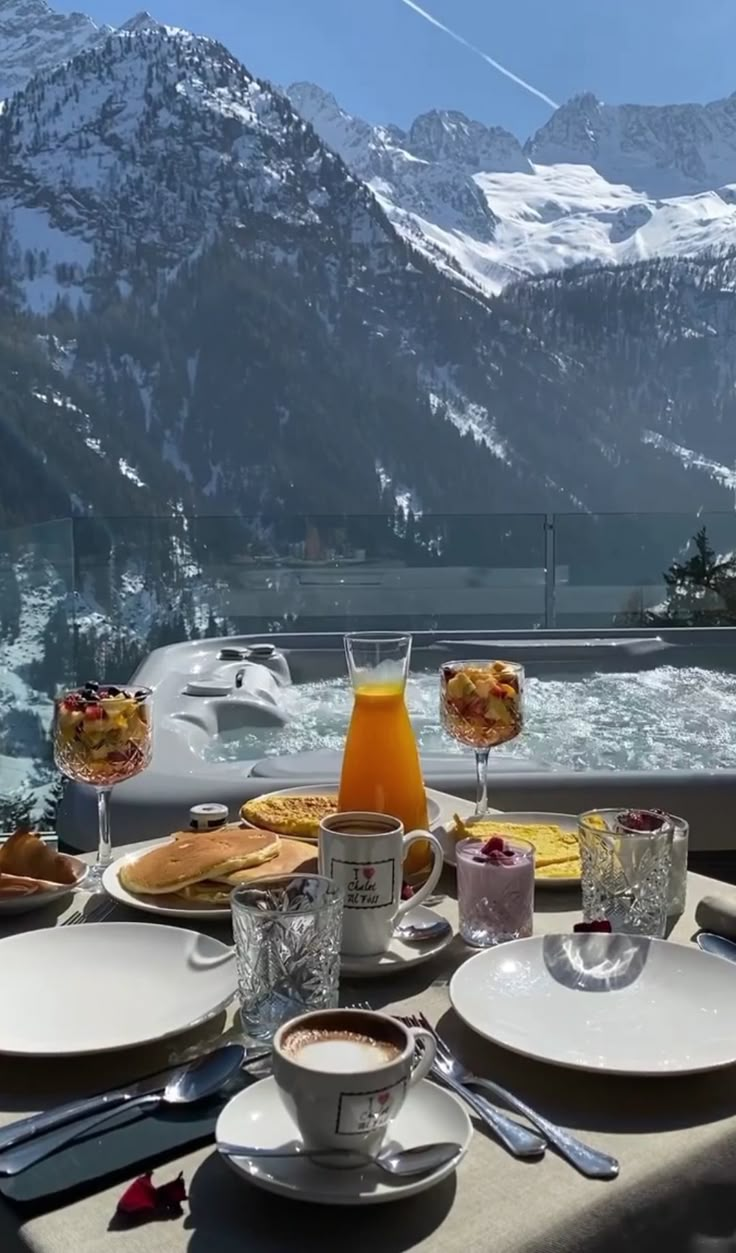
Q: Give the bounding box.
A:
[452,815,581,879]
[240,793,338,839]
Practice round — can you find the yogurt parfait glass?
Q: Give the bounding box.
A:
[456,835,535,947]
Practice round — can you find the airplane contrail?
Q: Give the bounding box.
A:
[398,0,559,110]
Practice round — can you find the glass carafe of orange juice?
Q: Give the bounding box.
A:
[338,634,430,877]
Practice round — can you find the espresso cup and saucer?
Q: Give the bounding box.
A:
[215,1006,472,1205]
[317,812,452,977]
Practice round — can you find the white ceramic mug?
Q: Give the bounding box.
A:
[318,812,444,956]
[272,1007,436,1153]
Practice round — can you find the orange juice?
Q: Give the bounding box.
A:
[338,681,430,876]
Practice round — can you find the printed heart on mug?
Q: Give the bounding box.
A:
[377,1091,390,1106]
[362,867,375,880]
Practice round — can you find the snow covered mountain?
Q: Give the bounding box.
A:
[0,0,108,101]
[289,83,736,297]
[526,91,736,197]
[0,6,734,531]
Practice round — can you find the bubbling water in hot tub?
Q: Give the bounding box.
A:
[204,666,736,772]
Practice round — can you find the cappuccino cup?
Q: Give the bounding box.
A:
[273,1007,436,1153]
[318,812,444,956]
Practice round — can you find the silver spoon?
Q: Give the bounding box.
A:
[0,1044,245,1177]
[395,916,452,943]
[218,1139,462,1178]
[696,932,736,963]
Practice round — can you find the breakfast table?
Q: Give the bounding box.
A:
[2,807,736,1253]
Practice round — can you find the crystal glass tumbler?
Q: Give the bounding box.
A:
[232,874,343,1041]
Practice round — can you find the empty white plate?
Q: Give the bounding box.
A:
[450,934,736,1076]
[0,923,237,1056]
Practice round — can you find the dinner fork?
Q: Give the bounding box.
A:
[345,1003,544,1159]
[62,897,116,926]
[404,1012,619,1180]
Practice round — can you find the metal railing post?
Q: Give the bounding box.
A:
[544,514,556,629]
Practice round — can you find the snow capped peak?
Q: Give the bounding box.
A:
[119,11,163,33]
[407,108,531,174]
[527,91,736,196]
[0,0,109,100]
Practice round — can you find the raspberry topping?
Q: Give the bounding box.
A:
[480,836,506,855]
[617,809,668,832]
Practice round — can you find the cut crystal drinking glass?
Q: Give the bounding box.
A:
[578,811,673,938]
[232,874,343,1041]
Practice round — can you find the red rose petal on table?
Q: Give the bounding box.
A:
[115,1172,187,1223]
[573,920,612,933]
[116,1172,157,1216]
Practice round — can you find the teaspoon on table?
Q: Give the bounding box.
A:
[0,1044,245,1176]
[394,916,452,943]
[218,1139,463,1178]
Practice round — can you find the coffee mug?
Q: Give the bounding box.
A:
[318,811,444,956]
[273,1007,436,1152]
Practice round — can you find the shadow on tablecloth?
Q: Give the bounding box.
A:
[183,1151,456,1253]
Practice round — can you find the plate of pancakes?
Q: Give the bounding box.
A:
[240,786,442,843]
[442,811,582,888]
[102,825,317,919]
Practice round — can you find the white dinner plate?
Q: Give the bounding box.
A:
[240,785,442,842]
[102,840,231,920]
[217,1076,471,1205]
[450,934,736,1076]
[0,923,237,1056]
[439,811,581,888]
[0,853,88,916]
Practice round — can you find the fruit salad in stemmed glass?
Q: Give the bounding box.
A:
[440,660,524,817]
[53,683,153,888]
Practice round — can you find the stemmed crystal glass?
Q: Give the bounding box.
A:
[440,660,524,816]
[53,683,153,889]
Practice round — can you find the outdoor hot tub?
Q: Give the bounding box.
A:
[58,629,736,866]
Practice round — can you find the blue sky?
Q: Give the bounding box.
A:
[59,0,736,139]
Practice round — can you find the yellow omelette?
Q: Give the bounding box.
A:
[452,815,581,879]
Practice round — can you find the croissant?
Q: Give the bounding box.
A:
[0,829,77,886]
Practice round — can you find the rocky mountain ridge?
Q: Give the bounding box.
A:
[0,6,733,531]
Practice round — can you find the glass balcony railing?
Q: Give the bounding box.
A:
[2,510,736,827]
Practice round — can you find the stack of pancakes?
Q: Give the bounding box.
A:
[119,825,317,905]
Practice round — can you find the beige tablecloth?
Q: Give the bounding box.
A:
[2,818,736,1253]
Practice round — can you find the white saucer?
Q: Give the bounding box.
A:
[216,1075,471,1205]
[340,906,453,979]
